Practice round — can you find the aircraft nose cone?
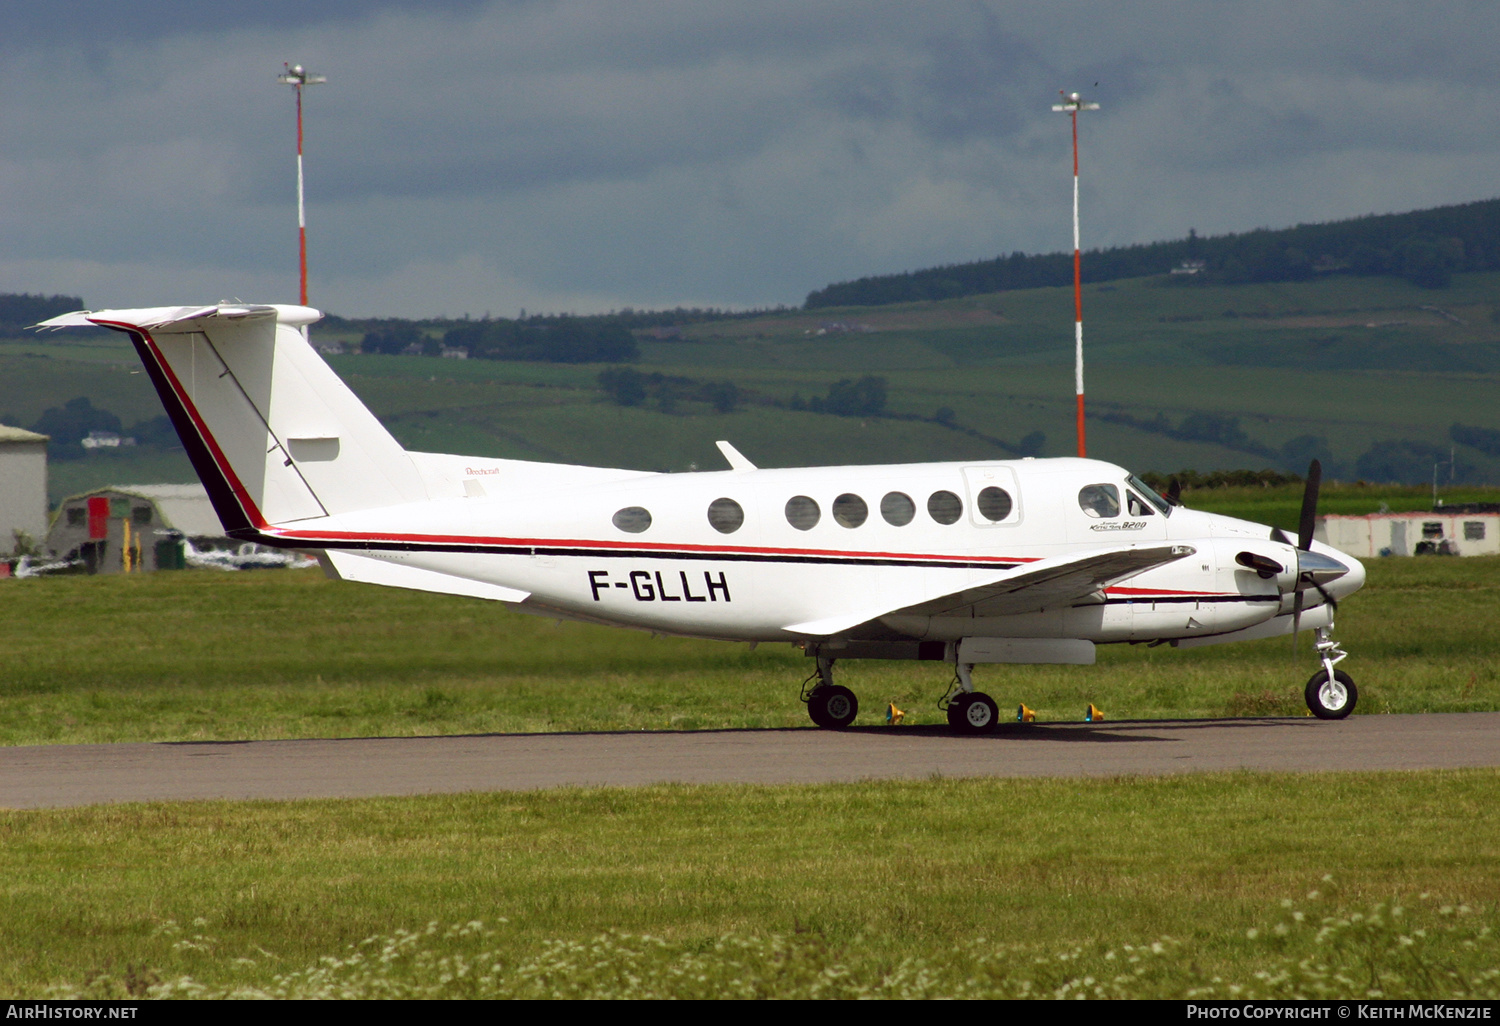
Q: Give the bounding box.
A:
[1296,548,1350,586]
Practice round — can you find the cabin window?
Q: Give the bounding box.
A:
[612,506,652,533]
[1422,521,1443,539]
[1079,484,1120,518]
[707,497,744,534]
[132,506,152,525]
[881,491,915,526]
[928,490,963,525]
[1126,491,1156,517]
[976,486,1014,522]
[832,493,869,528]
[67,507,86,527]
[785,495,820,531]
[1465,521,1486,541]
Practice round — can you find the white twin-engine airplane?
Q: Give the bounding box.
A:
[40,303,1366,732]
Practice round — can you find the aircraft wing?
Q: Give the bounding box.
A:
[783,543,1195,637]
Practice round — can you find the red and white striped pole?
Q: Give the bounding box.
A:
[277,64,326,306]
[1052,90,1099,458]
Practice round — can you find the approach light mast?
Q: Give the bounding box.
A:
[1052,90,1099,458]
[277,63,327,306]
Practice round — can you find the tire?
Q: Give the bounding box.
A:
[808,685,858,729]
[1305,669,1357,720]
[949,692,1000,735]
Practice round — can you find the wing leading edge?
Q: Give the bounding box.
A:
[783,543,1196,637]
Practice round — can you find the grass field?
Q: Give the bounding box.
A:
[1,553,1499,745]
[5,772,1498,998]
[1,547,1498,997]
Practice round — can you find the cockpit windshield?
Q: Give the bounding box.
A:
[1126,473,1173,517]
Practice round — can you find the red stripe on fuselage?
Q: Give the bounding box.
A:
[266,526,1039,565]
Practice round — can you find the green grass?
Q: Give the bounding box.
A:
[1,555,1498,746]
[5,771,1498,997]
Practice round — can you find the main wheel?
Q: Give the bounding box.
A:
[807,685,858,729]
[947,692,1000,734]
[1305,668,1357,720]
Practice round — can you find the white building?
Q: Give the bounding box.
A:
[0,425,49,554]
[1317,507,1500,558]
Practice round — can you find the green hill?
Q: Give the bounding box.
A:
[5,267,1500,508]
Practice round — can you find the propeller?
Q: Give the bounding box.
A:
[1278,459,1341,651]
[1165,477,1182,507]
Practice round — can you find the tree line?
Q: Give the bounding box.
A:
[804,198,1500,308]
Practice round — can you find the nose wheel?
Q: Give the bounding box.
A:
[1305,625,1356,719]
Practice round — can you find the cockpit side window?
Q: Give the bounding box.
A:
[1078,484,1121,519]
[1126,474,1173,517]
[1126,491,1156,517]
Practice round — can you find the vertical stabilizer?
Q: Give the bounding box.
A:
[39,304,427,532]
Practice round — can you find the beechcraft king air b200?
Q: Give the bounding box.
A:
[39,303,1366,733]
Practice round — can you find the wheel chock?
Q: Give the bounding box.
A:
[1085,704,1104,722]
[1017,703,1036,722]
[886,702,906,725]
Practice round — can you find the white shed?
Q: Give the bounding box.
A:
[1317,507,1500,558]
[0,425,49,554]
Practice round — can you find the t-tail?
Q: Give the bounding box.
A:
[37,304,427,540]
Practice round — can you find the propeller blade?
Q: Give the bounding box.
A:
[1297,459,1322,551]
[1271,527,1293,546]
[1166,477,1182,507]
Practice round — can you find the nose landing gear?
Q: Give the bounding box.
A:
[1305,625,1356,719]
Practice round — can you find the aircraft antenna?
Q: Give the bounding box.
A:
[277,63,327,306]
[1052,90,1099,458]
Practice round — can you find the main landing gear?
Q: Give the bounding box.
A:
[801,654,858,729]
[1305,625,1357,719]
[941,662,999,735]
[800,652,1000,735]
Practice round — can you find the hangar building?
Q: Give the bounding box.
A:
[1317,506,1500,558]
[0,424,49,555]
[46,484,227,573]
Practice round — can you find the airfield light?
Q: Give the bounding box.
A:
[1051,90,1100,458]
[276,63,327,306]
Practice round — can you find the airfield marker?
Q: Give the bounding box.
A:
[277,64,327,306]
[1052,90,1099,458]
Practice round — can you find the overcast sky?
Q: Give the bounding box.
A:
[2,1,1497,318]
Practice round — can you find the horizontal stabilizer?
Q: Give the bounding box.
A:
[320,551,531,604]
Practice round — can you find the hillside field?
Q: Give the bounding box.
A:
[4,270,1500,506]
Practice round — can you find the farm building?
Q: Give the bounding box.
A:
[46,484,225,573]
[1316,505,1500,558]
[0,424,49,556]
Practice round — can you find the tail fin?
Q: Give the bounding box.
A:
[39,304,426,534]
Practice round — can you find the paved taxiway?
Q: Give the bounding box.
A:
[2,712,1497,809]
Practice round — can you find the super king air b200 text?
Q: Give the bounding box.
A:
[38,304,1366,733]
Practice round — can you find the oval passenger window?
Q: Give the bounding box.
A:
[976,486,1013,522]
[928,490,962,525]
[612,506,652,533]
[707,497,745,534]
[880,491,915,526]
[785,495,820,531]
[832,493,868,528]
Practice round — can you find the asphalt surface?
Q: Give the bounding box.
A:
[1,712,1497,809]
